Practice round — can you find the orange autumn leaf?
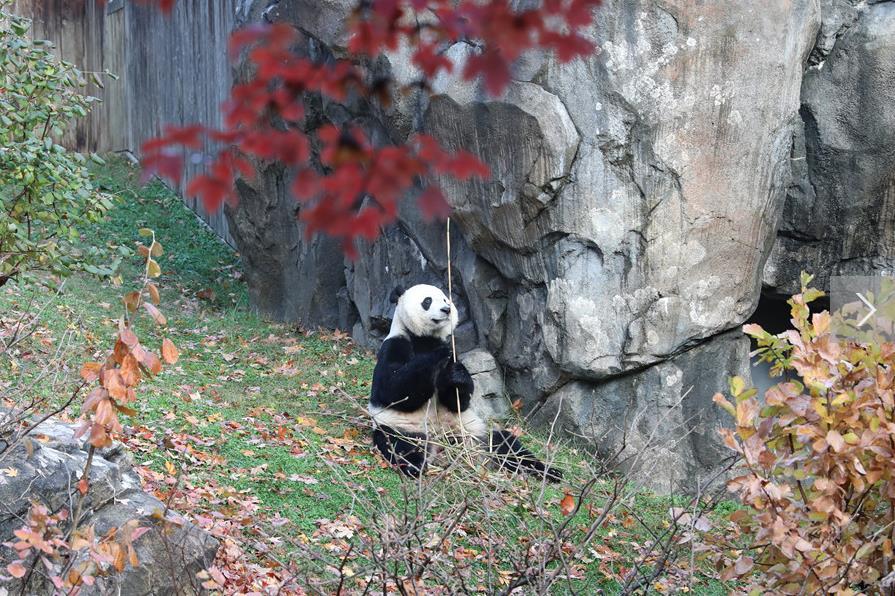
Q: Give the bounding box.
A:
[120,353,142,386]
[560,493,575,516]
[113,337,130,364]
[143,302,167,326]
[80,361,102,382]
[103,369,127,400]
[133,345,163,375]
[147,282,161,305]
[119,325,139,348]
[161,338,179,364]
[123,290,141,313]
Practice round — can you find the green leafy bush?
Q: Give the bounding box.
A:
[0,2,114,287]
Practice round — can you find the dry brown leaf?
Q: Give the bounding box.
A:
[147,282,161,305]
[560,493,575,516]
[80,361,102,382]
[123,290,141,313]
[143,302,167,326]
[161,338,179,364]
[121,353,142,386]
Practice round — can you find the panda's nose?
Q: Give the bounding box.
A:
[440,305,451,315]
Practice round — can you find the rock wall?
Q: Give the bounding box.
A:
[765,0,895,295]
[227,0,836,491]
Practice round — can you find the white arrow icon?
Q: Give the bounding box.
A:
[857,292,878,327]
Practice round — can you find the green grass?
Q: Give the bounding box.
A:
[0,157,736,593]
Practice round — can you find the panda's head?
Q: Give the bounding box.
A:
[387,284,457,341]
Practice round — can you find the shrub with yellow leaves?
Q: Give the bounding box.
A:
[712,273,895,593]
[76,228,178,450]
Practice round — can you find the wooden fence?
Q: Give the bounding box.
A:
[11,0,238,244]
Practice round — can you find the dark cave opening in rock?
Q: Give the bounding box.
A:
[745,289,830,396]
[747,289,831,334]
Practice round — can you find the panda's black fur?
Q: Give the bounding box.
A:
[369,284,563,483]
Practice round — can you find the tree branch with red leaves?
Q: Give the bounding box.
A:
[136,0,602,255]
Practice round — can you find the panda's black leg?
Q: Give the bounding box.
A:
[487,430,564,483]
[373,426,427,478]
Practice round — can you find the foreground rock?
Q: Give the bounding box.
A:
[228,0,821,491]
[0,417,218,594]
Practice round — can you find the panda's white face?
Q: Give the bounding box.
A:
[388,284,458,341]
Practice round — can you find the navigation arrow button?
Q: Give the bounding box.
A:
[857,292,878,327]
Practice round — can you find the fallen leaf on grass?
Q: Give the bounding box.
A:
[196,288,216,302]
[161,338,179,364]
[288,474,319,485]
[560,493,575,516]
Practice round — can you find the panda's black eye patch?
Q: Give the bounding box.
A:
[421,297,432,311]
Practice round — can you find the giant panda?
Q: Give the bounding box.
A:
[368,283,563,483]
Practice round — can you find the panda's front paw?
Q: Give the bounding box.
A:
[438,362,473,403]
[543,466,564,484]
[447,361,474,392]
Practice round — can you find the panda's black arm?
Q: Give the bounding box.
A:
[371,338,450,412]
[436,361,473,412]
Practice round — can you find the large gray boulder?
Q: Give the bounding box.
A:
[0,417,218,594]
[531,329,751,492]
[228,0,821,490]
[764,1,895,295]
[460,348,510,421]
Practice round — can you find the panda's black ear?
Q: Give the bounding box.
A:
[389,285,405,304]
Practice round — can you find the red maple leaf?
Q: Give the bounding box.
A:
[187,174,232,213]
[463,50,511,97]
[418,186,451,222]
[140,150,183,186]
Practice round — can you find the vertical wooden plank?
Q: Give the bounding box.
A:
[10,0,239,245]
[101,1,127,153]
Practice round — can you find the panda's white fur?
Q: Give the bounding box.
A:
[368,284,487,437]
[384,284,458,341]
